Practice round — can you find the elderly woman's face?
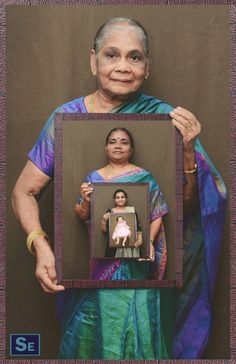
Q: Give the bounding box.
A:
[91,26,149,99]
[105,130,133,163]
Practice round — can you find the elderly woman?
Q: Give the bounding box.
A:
[76,128,168,266]
[11,18,226,359]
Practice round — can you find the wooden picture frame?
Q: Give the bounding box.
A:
[54,113,183,288]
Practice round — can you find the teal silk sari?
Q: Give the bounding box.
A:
[59,167,173,359]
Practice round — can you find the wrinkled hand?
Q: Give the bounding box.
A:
[34,238,65,293]
[102,212,111,222]
[170,107,201,152]
[80,182,94,203]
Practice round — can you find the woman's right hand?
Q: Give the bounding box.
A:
[80,182,94,203]
[102,212,111,222]
[34,237,65,293]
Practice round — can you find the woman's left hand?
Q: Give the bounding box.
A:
[170,107,201,153]
[134,239,143,248]
[149,242,155,262]
[138,241,155,261]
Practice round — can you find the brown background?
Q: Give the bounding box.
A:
[61,120,176,280]
[6,5,229,359]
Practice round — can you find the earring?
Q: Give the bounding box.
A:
[145,75,148,80]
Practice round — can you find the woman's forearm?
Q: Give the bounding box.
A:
[11,161,51,236]
[183,150,199,212]
[150,217,162,241]
[12,188,50,252]
[12,186,43,234]
[101,222,108,233]
[11,163,52,253]
[12,161,64,292]
[74,201,90,221]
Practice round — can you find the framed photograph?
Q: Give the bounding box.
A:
[3,3,231,360]
[110,213,136,248]
[54,113,183,288]
[90,183,150,260]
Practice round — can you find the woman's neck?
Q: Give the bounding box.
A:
[86,89,138,113]
[105,162,134,178]
[96,89,125,111]
[113,206,126,212]
[109,161,130,169]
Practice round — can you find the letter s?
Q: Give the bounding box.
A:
[15,337,27,351]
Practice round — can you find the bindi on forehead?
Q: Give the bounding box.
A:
[109,137,130,141]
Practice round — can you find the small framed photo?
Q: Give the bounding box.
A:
[109,213,136,248]
[90,183,150,260]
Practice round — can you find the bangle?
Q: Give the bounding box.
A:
[79,200,89,213]
[26,230,49,256]
[184,163,197,174]
[150,239,154,245]
[101,219,107,225]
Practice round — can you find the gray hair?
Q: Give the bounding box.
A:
[93,17,149,57]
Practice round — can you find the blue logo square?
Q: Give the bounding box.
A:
[10,334,40,356]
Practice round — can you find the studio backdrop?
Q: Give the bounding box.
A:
[6,4,229,359]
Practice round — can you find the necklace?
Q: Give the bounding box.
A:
[105,163,135,179]
[88,91,97,113]
[88,91,124,113]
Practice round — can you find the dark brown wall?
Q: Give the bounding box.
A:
[6,5,229,359]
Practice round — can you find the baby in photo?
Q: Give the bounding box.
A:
[112,216,131,246]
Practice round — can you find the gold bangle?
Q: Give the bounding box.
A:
[184,163,197,174]
[26,230,49,256]
[101,219,107,225]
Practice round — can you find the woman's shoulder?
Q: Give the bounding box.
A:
[132,165,150,175]
[85,169,104,182]
[139,93,174,113]
[96,167,106,179]
[59,96,87,113]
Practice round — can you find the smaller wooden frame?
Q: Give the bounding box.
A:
[90,182,150,261]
